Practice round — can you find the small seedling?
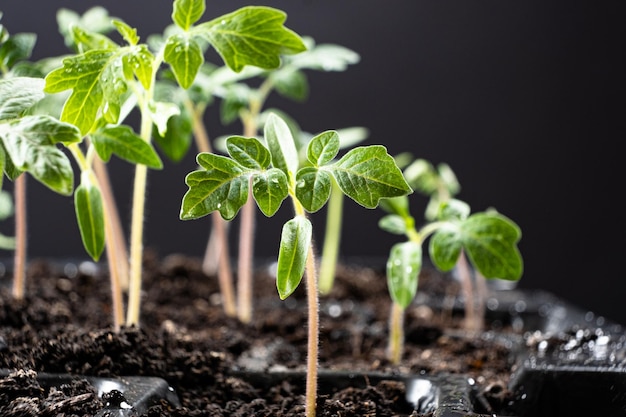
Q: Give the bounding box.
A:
[156,36,361,322]
[181,112,411,417]
[379,157,523,364]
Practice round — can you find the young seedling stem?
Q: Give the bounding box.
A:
[11,174,26,300]
[318,179,343,295]
[93,156,129,291]
[380,158,523,363]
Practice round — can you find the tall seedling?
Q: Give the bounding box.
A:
[42,0,307,327]
[154,37,360,321]
[181,113,411,417]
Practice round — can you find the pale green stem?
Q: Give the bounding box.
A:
[202,222,222,276]
[184,100,211,154]
[212,210,237,317]
[126,121,151,327]
[318,180,343,295]
[11,174,26,300]
[93,155,130,292]
[236,176,255,323]
[124,49,163,327]
[387,301,405,364]
[417,220,447,242]
[304,242,319,417]
[86,147,126,330]
[102,196,125,331]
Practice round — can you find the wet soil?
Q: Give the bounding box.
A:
[0,251,520,416]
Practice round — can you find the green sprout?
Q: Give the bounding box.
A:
[181,112,411,417]
[379,157,523,364]
[153,35,360,322]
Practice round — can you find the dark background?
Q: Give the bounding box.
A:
[2,1,625,324]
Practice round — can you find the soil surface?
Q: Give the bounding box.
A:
[0,251,521,416]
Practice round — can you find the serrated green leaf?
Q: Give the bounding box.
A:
[0,77,45,120]
[460,212,523,280]
[153,110,193,163]
[0,32,36,69]
[378,214,409,235]
[252,168,288,216]
[307,130,339,166]
[264,112,298,180]
[74,173,105,261]
[172,0,206,31]
[225,136,271,169]
[0,115,79,195]
[164,34,203,89]
[199,6,306,72]
[99,63,126,123]
[332,145,412,209]
[276,216,311,299]
[44,50,114,134]
[180,152,249,220]
[91,125,163,168]
[45,44,148,133]
[113,20,139,46]
[386,241,422,308]
[295,166,331,213]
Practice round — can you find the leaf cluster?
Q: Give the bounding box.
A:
[380,158,523,309]
[181,113,411,299]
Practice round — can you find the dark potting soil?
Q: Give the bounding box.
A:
[0,251,521,416]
